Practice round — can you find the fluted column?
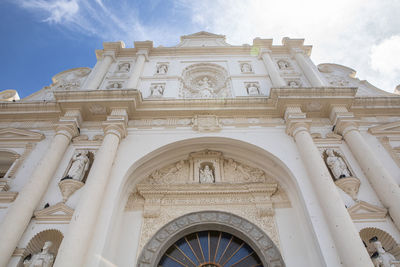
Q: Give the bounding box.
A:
[0,111,80,267]
[54,109,127,267]
[84,51,115,90]
[259,48,286,87]
[335,118,400,230]
[291,48,327,87]
[286,107,372,267]
[125,50,148,89]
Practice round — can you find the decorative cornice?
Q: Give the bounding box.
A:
[0,191,18,203]
[0,128,44,142]
[348,201,387,220]
[33,202,74,222]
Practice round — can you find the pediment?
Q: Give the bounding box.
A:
[368,121,400,135]
[0,128,44,142]
[177,31,231,47]
[182,31,225,39]
[348,201,387,220]
[34,202,74,222]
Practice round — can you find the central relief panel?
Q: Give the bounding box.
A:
[125,150,290,256]
[179,63,232,98]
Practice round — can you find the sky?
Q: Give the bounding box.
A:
[1,0,399,98]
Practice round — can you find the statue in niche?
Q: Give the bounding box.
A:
[369,236,396,267]
[23,241,54,267]
[325,149,351,180]
[156,64,168,74]
[118,62,130,72]
[199,165,215,183]
[277,60,290,70]
[288,81,299,87]
[63,151,90,182]
[150,84,164,97]
[241,63,252,73]
[198,77,214,98]
[246,83,260,95]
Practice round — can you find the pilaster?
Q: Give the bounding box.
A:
[0,110,81,267]
[258,48,286,87]
[285,107,373,267]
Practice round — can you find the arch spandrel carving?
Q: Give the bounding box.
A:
[127,150,290,257]
[137,211,285,267]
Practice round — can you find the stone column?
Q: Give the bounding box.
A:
[286,107,372,267]
[125,50,148,89]
[0,111,80,267]
[54,109,127,267]
[333,112,400,230]
[259,48,286,87]
[84,51,115,90]
[291,48,327,87]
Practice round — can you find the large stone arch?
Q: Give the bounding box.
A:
[89,137,323,266]
[137,210,285,267]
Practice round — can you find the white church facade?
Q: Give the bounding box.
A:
[0,32,399,267]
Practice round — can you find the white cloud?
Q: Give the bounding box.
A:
[18,0,79,23]
[15,0,400,92]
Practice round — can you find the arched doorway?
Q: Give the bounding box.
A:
[137,211,285,267]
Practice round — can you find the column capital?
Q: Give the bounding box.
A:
[329,105,354,125]
[55,110,82,139]
[102,108,128,139]
[136,49,149,61]
[334,118,359,137]
[101,50,116,61]
[284,106,312,136]
[258,48,272,58]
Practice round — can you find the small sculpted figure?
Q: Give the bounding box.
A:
[241,63,252,72]
[23,241,54,267]
[198,77,214,98]
[247,83,260,95]
[278,60,290,70]
[157,64,168,74]
[369,236,396,267]
[288,81,299,87]
[151,85,164,97]
[118,63,130,72]
[200,165,214,183]
[325,149,351,180]
[64,151,90,181]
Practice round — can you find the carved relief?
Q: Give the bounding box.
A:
[50,68,91,91]
[131,151,289,254]
[155,63,168,75]
[106,81,123,89]
[192,115,221,132]
[287,80,300,87]
[147,160,189,184]
[149,83,165,98]
[179,63,232,98]
[137,211,285,267]
[240,62,253,73]
[245,82,261,96]
[117,62,130,73]
[88,104,107,115]
[277,59,290,70]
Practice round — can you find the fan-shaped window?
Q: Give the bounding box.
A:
[159,231,263,267]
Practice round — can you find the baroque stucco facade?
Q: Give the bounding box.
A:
[0,32,400,267]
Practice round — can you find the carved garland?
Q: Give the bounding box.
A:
[137,210,285,267]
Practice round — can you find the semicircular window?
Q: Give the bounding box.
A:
[158,231,263,267]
